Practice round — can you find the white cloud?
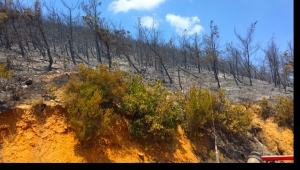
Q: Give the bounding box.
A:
[140,16,160,29]
[165,14,204,36]
[108,0,166,14]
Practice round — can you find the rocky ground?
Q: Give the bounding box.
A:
[0,48,294,163]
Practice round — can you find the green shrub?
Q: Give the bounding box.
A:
[222,104,253,134]
[259,97,275,119]
[63,64,128,147]
[182,86,219,139]
[182,87,253,139]
[75,64,128,107]
[207,149,225,163]
[273,96,294,130]
[218,89,253,135]
[120,75,181,142]
[258,96,293,130]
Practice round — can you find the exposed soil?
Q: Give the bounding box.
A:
[251,105,294,156]
[0,102,200,163]
[0,81,293,163]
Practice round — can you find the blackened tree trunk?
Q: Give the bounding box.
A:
[11,19,25,57]
[234,21,259,86]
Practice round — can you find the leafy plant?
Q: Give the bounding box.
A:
[63,63,128,147]
[218,89,253,135]
[182,87,253,139]
[259,97,275,119]
[258,96,293,130]
[120,75,181,142]
[273,96,294,130]
[222,104,253,134]
[182,86,219,139]
[207,149,225,163]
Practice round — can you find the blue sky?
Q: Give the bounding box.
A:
[39,0,293,61]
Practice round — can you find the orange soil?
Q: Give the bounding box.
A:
[0,102,294,163]
[250,105,294,163]
[0,101,200,163]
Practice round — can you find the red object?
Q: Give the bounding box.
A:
[262,155,294,161]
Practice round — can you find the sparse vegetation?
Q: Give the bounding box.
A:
[45,83,57,100]
[0,63,13,91]
[60,57,71,71]
[182,86,253,140]
[259,97,275,119]
[259,96,294,131]
[222,104,253,134]
[207,149,225,163]
[273,96,294,130]
[182,86,218,139]
[31,97,44,113]
[0,11,8,29]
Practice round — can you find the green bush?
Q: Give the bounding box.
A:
[258,96,293,130]
[259,97,275,119]
[120,75,181,142]
[63,64,128,147]
[76,64,128,107]
[182,86,220,139]
[207,149,225,163]
[222,104,253,134]
[62,63,257,146]
[273,96,294,130]
[182,87,253,139]
[217,89,253,135]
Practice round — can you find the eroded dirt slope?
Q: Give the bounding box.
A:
[0,101,201,163]
[0,101,293,163]
[251,106,294,156]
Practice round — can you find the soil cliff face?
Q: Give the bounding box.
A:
[0,103,84,162]
[0,102,201,163]
[0,100,293,163]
